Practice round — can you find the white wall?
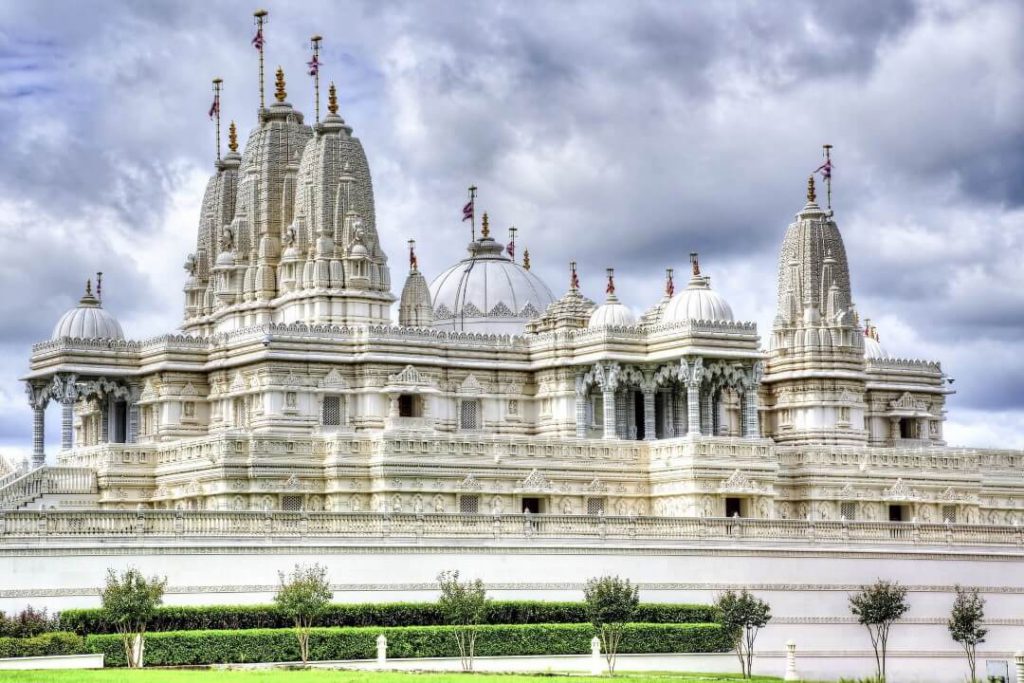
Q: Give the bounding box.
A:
[2,539,1023,681]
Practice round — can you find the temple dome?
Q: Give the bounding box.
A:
[52,283,124,340]
[429,235,554,335]
[589,294,635,328]
[661,274,734,323]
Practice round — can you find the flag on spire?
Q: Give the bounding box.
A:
[462,198,474,222]
[307,53,320,77]
[252,26,265,51]
[815,159,832,180]
[506,241,515,259]
[208,92,220,120]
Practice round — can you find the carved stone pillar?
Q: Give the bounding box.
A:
[674,388,686,436]
[602,389,616,440]
[743,385,761,438]
[61,402,74,450]
[615,391,628,439]
[662,389,674,438]
[642,386,656,441]
[687,385,700,436]
[575,391,588,438]
[26,382,49,468]
[701,389,713,436]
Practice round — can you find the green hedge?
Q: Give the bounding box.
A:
[86,622,730,667]
[0,632,85,659]
[62,600,717,635]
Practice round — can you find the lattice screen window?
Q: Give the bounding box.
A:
[322,395,343,427]
[587,497,606,516]
[282,495,303,512]
[460,495,480,513]
[460,400,481,430]
[942,505,957,524]
[840,501,856,521]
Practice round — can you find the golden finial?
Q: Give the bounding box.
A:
[274,66,286,103]
[85,279,93,297]
[481,212,490,239]
[328,82,339,115]
[523,248,531,270]
[690,252,700,277]
[807,175,816,203]
[228,121,238,152]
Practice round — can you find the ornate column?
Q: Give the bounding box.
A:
[744,362,762,438]
[53,373,79,451]
[127,384,142,444]
[642,383,656,441]
[701,389,713,436]
[594,362,620,441]
[575,374,589,438]
[615,391,628,439]
[673,387,686,435]
[685,357,703,436]
[25,382,50,468]
[602,388,617,440]
[662,389,674,438]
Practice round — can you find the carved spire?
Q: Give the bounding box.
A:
[408,239,418,272]
[807,175,816,203]
[274,66,286,103]
[522,248,530,270]
[228,121,238,152]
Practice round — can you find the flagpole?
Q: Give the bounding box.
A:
[254,9,268,114]
[468,185,477,241]
[310,35,322,124]
[212,78,222,162]
[823,143,833,213]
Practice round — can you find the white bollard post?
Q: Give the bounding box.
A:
[591,635,603,675]
[1014,650,1024,682]
[784,640,799,681]
[377,634,387,667]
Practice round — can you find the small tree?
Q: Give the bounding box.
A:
[274,563,333,665]
[99,567,167,668]
[715,590,771,679]
[437,570,489,671]
[849,579,909,682]
[948,585,987,682]
[583,575,640,674]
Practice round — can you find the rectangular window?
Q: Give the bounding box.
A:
[460,495,480,514]
[942,505,957,524]
[840,501,856,521]
[460,400,481,430]
[322,395,342,426]
[281,495,303,512]
[587,497,606,516]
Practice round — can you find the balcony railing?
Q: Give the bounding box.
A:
[0,511,1021,548]
[0,467,98,510]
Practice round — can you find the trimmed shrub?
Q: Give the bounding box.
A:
[86,622,730,667]
[62,600,717,635]
[0,632,86,659]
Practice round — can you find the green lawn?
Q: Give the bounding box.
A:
[0,670,787,683]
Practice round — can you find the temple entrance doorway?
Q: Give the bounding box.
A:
[888,504,906,522]
[521,497,544,514]
[725,497,744,518]
[633,395,645,441]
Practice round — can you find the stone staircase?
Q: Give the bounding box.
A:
[0,466,99,510]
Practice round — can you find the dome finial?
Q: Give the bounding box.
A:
[690,252,700,277]
[665,268,674,297]
[605,268,616,296]
[408,239,418,272]
[228,121,238,152]
[807,175,816,203]
[481,212,490,239]
[523,248,530,270]
[274,66,287,103]
[570,261,580,291]
[85,279,93,297]
[96,271,103,302]
[328,82,339,115]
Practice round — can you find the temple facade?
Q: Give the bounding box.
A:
[9,55,1020,530]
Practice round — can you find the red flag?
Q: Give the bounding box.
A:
[506,241,515,259]
[307,54,320,77]
[208,94,219,120]
[815,159,832,180]
[251,27,265,51]
[462,199,473,222]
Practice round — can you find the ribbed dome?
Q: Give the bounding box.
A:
[429,237,554,335]
[589,294,636,328]
[864,335,887,360]
[661,274,734,323]
[52,283,124,341]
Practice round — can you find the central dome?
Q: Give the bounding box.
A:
[661,257,734,324]
[429,236,554,335]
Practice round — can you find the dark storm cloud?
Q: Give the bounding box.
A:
[0,0,1022,455]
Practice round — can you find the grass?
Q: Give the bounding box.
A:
[0,670,787,683]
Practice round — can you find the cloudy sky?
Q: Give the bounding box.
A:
[0,0,1022,459]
